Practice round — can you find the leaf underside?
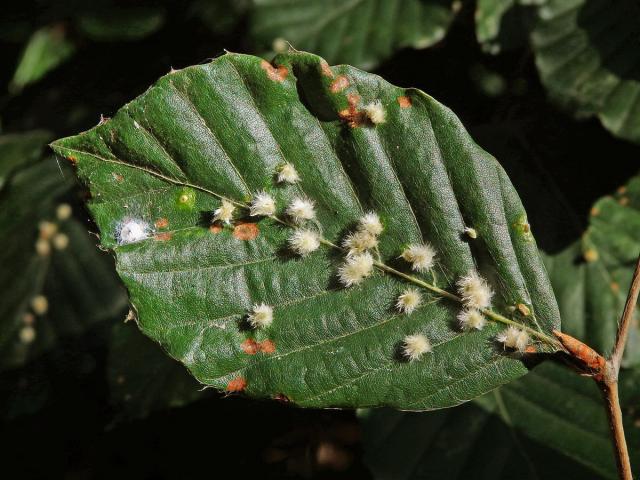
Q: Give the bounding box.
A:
[52,50,560,410]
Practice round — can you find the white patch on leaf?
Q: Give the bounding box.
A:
[338,252,374,287]
[248,303,273,329]
[456,270,493,310]
[117,218,150,245]
[496,326,530,352]
[396,288,422,314]
[402,334,432,361]
[286,197,315,223]
[363,100,386,125]
[358,212,383,236]
[213,199,236,224]
[342,230,378,256]
[401,244,436,272]
[277,163,300,184]
[457,309,486,331]
[250,191,276,217]
[289,229,320,256]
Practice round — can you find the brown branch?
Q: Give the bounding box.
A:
[610,254,640,373]
[600,380,633,480]
[598,252,640,480]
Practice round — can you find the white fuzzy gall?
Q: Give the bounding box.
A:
[401,243,436,272]
[289,229,320,256]
[358,212,383,236]
[464,227,478,239]
[248,303,273,329]
[456,270,494,310]
[342,230,378,256]
[117,219,150,245]
[286,197,315,222]
[497,326,530,352]
[213,199,236,224]
[277,163,300,184]
[250,191,276,217]
[363,100,386,125]
[402,334,432,361]
[457,309,486,331]
[338,252,374,287]
[396,288,422,314]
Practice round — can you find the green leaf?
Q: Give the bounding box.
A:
[362,363,640,479]
[0,138,126,372]
[76,6,166,42]
[9,25,76,93]
[531,0,640,144]
[52,50,561,410]
[478,363,640,479]
[108,321,205,421]
[544,174,640,367]
[475,0,536,54]
[249,0,456,69]
[0,130,52,189]
[192,0,251,36]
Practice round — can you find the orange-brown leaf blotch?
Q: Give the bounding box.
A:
[241,338,259,355]
[233,222,259,240]
[330,75,349,93]
[397,96,412,108]
[226,377,247,392]
[261,60,288,82]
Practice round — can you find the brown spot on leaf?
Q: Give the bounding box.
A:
[242,338,260,355]
[338,93,367,128]
[618,196,630,206]
[209,224,223,234]
[113,173,124,182]
[611,282,620,293]
[590,206,600,216]
[617,185,627,195]
[330,75,349,93]
[397,96,412,108]
[259,339,276,354]
[154,232,172,241]
[67,155,77,164]
[261,60,288,82]
[233,222,259,241]
[517,303,530,316]
[226,377,247,392]
[524,345,537,354]
[155,218,169,229]
[320,60,334,78]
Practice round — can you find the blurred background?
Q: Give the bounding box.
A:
[1,0,639,478]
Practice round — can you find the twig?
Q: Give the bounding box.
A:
[610,254,640,374]
[600,380,633,480]
[599,252,640,480]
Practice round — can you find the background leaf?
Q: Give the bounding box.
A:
[108,321,205,421]
[9,25,76,93]
[249,0,457,69]
[52,50,561,410]
[76,6,166,42]
[531,0,640,144]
